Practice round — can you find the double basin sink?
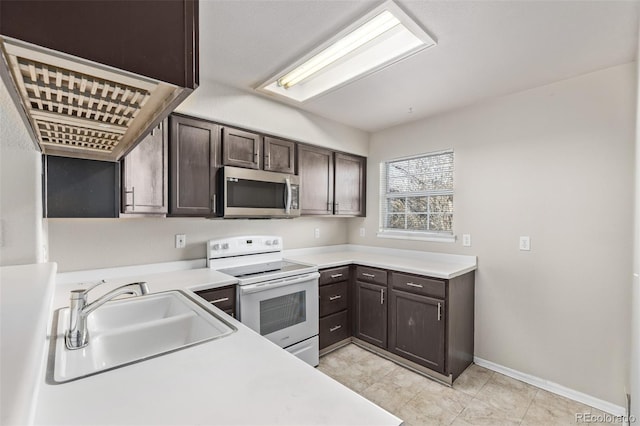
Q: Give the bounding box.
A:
[51,290,236,383]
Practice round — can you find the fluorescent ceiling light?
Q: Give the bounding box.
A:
[258,0,436,103]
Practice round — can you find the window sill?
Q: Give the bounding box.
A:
[376,231,456,243]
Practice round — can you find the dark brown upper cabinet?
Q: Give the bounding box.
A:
[221,127,262,170]
[264,137,296,174]
[298,146,366,217]
[0,0,198,89]
[298,145,334,215]
[334,153,366,216]
[169,115,220,216]
[121,120,168,215]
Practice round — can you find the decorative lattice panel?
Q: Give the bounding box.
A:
[1,37,179,159]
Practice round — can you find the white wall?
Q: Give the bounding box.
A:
[47,216,349,272]
[349,63,636,407]
[630,25,640,421]
[0,76,43,266]
[174,78,369,156]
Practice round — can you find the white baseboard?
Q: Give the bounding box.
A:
[473,356,626,417]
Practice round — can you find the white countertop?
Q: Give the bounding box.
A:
[284,244,477,279]
[13,263,401,426]
[1,263,57,426]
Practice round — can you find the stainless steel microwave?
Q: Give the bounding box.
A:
[220,166,300,218]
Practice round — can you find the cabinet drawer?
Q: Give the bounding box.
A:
[319,310,349,349]
[319,266,350,286]
[355,266,387,286]
[319,281,348,317]
[390,272,445,299]
[195,285,236,311]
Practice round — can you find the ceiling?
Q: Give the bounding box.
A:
[199,0,639,133]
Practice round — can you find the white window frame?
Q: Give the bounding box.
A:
[377,150,455,243]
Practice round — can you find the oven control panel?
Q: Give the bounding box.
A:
[207,236,283,260]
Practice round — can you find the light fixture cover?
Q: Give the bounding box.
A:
[258,0,436,103]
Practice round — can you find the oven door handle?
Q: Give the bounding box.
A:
[240,272,320,295]
[284,177,292,214]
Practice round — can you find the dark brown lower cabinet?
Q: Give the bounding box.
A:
[389,290,445,374]
[194,285,236,318]
[318,266,351,351]
[355,280,387,349]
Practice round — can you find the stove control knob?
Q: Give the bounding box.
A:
[222,243,230,250]
[265,240,273,246]
[212,244,221,251]
[272,239,279,246]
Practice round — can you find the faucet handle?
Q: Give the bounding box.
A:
[79,279,106,295]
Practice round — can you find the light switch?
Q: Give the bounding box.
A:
[359,227,366,237]
[462,234,471,247]
[519,236,531,251]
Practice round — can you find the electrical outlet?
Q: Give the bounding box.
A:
[519,236,531,251]
[462,234,471,247]
[314,228,320,239]
[175,234,186,248]
[359,227,366,237]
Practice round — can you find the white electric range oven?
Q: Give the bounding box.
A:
[207,236,319,367]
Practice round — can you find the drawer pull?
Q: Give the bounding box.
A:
[330,273,343,279]
[329,325,342,332]
[210,297,230,304]
[406,282,423,288]
[329,295,342,301]
[362,273,376,278]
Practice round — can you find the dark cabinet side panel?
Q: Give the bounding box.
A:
[121,119,168,214]
[45,156,119,218]
[334,153,365,216]
[355,280,387,348]
[169,115,219,216]
[0,0,198,88]
[389,290,445,374]
[298,145,333,215]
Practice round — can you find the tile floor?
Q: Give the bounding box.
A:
[317,344,620,426]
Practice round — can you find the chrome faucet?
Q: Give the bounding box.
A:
[65,280,149,350]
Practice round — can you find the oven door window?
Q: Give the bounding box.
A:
[259,290,306,336]
[227,179,285,209]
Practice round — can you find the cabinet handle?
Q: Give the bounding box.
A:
[210,297,229,304]
[327,202,332,212]
[329,295,342,301]
[265,154,270,169]
[406,282,423,288]
[124,187,135,210]
[335,202,340,213]
[437,302,442,321]
[329,325,342,332]
[362,273,376,278]
[330,273,343,279]
[211,194,217,214]
[380,288,384,305]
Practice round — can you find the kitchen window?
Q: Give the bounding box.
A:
[378,150,454,242]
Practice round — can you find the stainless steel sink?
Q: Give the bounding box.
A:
[49,290,236,383]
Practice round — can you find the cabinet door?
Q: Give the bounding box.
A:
[355,281,387,348]
[221,127,261,169]
[264,137,295,174]
[121,120,168,214]
[389,289,445,374]
[334,153,366,216]
[169,115,219,216]
[298,145,334,215]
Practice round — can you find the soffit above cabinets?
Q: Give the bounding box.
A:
[0,37,185,161]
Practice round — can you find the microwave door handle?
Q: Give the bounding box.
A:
[285,177,292,214]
